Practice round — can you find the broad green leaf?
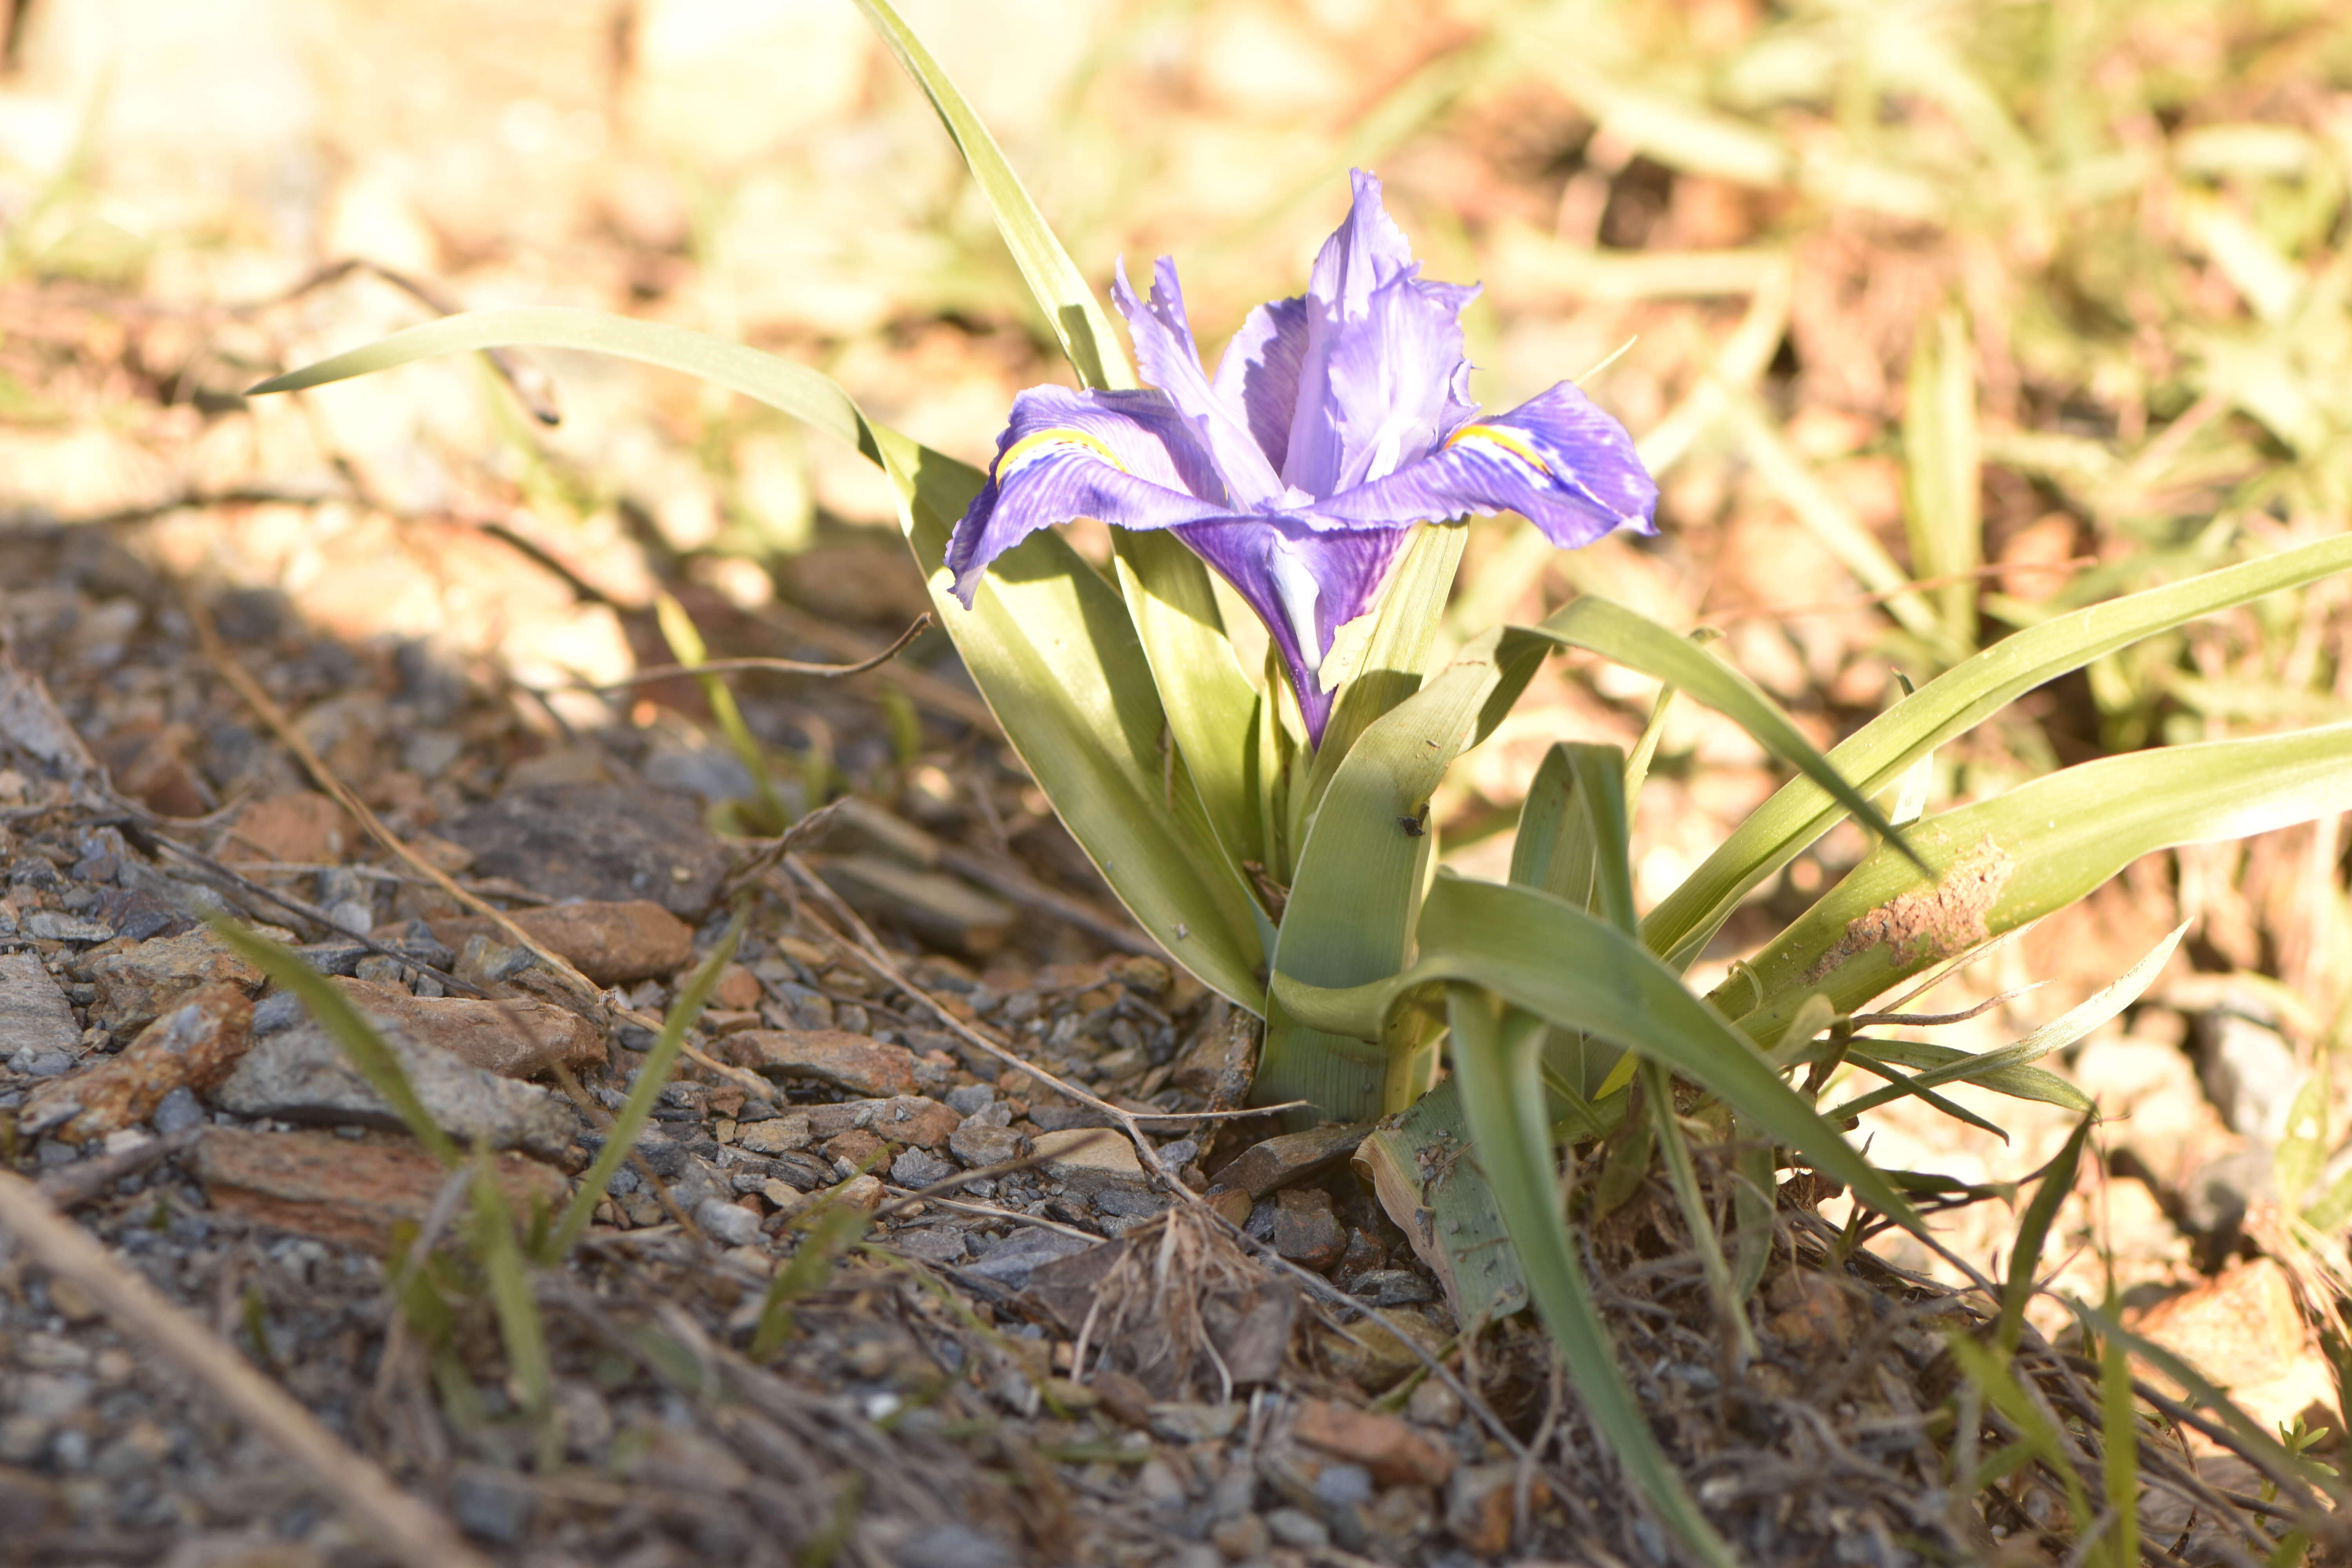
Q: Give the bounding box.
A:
[1826,923,2185,1120]
[1723,723,2352,1042]
[247,309,1266,1005]
[1259,625,1550,1116]
[1277,873,1924,1230]
[1903,307,1982,655]
[1111,532,1265,871]
[1445,985,1737,1568]
[1647,532,2352,966]
[1304,523,1469,820]
[1354,1078,1527,1327]
[547,913,742,1258]
[851,0,1134,392]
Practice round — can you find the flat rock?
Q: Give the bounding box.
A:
[211,1016,574,1159]
[443,783,729,917]
[1033,1126,1146,1196]
[21,984,252,1144]
[736,1112,811,1155]
[221,791,361,865]
[961,1225,1094,1289]
[0,952,80,1073]
[949,1118,1029,1169]
[891,1146,956,1188]
[329,978,603,1078]
[1292,1398,1454,1488]
[87,928,265,1036]
[424,900,693,986]
[723,1028,918,1099]
[1212,1122,1367,1199]
[2129,1258,2339,1445]
[194,1128,564,1249]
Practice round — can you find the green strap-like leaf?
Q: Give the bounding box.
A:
[1445,985,1737,1568]
[1646,533,2352,964]
[1303,523,1469,821]
[1277,874,1924,1230]
[1725,722,2352,1042]
[250,310,1266,1006]
[851,0,1134,393]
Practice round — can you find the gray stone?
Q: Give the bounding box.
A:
[448,1467,534,1544]
[2196,1004,2301,1144]
[693,1197,763,1248]
[891,1147,956,1189]
[1265,1506,1330,1549]
[944,1083,995,1116]
[152,1086,204,1134]
[24,912,112,943]
[443,782,730,916]
[1,952,81,1069]
[949,1118,1028,1170]
[1156,1137,1199,1169]
[894,1523,1016,1568]
[210,1018,573,1158]
[891,1227,969,1266]
[959,1226,1092,1289]
[1352,1269,1435,1307]
[1034,1127,1147,1196]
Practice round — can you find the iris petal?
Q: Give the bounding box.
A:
[1209,294,1310,474]
[1310,380,1659,547]
[946,385,1232,603]
[1172,517,1414,744]
[1112,258,1288,509]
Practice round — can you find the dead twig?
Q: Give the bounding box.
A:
[35,1125,207,1209]
[566,614,933,692]
[0,1166,497,1568]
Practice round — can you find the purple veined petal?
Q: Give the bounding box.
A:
[1209,293,1309,474]
[1112,257,1288,509]
[1170,514,1416,746]
[946,385,1235,603]
[1316,271,1482,494]
[1280,170,1479,501]
[1307,380,1659,547]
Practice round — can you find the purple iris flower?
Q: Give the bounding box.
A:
[946,169,1658,745]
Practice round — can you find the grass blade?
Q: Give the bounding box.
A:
[467,1145,556,1467]
[1997,1116,2089,1353]
[1828,923,2185,1119]
[1903,306,1983,657]
[210,920,458,1167]
[545,911,743,1259]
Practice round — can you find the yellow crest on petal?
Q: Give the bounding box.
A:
[997,426,1129,480]
[1441,423,1553,477]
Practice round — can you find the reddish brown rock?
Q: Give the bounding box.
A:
[2129,1258,2339,1446]
[21,984,253,1143]
[1272,1187,1346,1270]
[724,1028,918,1099]
[822,1127,886,1172]
[221,791,362,864]
[1293,1398,1455,1487]
[427,900,692,985]
[711,962,763,1011]
[94,724,208,820]
[1446,1463,1546,1557]
[88,929,266,1035]
[331,978,604,1078]
[194,1127,565,1250]
[801,1096,958,1148]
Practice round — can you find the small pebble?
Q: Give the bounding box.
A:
[693,1198,763,1249]
[944,1083,995,1116]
